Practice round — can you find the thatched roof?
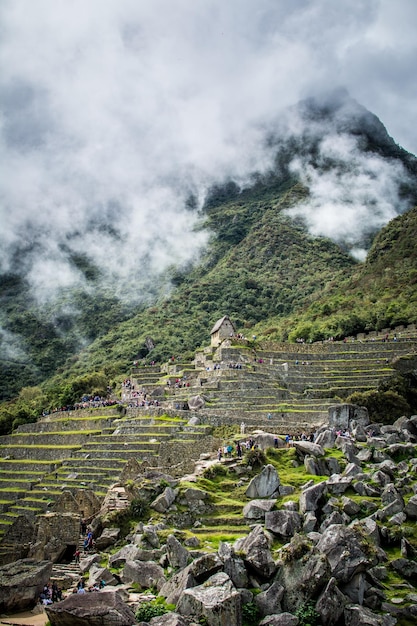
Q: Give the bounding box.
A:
[210,315,235,335]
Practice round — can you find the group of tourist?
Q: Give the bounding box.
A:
[39,582,63,605]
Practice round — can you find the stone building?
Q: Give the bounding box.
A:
[210,316,235,348]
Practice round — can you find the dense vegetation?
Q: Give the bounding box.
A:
[1,93,417,433]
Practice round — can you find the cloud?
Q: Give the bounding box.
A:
[0,0,416,312]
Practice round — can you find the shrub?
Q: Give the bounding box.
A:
[203,463,229,480]
[295,601,320,626]
[244,448,267,469]
[135,600,173,621]
[242,601,261,626]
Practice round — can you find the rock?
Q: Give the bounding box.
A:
[245,464,280,498]
[391,558,417,579]
[328,404,369,429]
[259,615,299,625]
[166,534,190,570]
[88,564,119,587]
[265,510,302,538]
[142,525,161,548]
[316,524,376,583]
[176,571,242,626]
[326,474,352,495]
[293,441,325,458]
[255,581,284,617]
[277,535,331,613]
[299,481,327,514]
[315,576,346,626]
[147,614,190,625]
[0,558,53,613]
[344,603,397,625]
[243,499,277,520]
[159,564,195,605]
[188,553,223,583]
[109,544,142,568]
[188,395,205,410]
[341,496,361,517]
[122,559,166,588]
[151,487,177,513]
[314,429,336,449]
[234,525,277,580]
[405,494,417,519]
[45,589,136,626]
[254,432,285,450]
[79,552,101,574]
[95,527,120,550]
[218,541,248,588]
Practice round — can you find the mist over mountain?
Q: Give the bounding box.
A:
[1,90,417,403]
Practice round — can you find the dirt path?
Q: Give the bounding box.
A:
[0,609,48,626]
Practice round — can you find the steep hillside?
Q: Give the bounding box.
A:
[1,91,417,414]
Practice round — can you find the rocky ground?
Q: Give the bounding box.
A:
[1,404,417,625]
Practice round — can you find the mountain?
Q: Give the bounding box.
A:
[1,90,417,417]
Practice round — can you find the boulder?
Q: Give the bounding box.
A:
[243,499,277,520]
[108,544,142,568]
[159,564,195,605]
[259,615,299,625]
[188,395,205,410]
[151,487,177,513]
[122,559,165,588]
[299,481,327,514]
[166,534,190,570]
[177,571,242,626]
[95,527,120,550]
[265,510,302,538]
[188,553,223,583]
[218,541,248,589]
[293,441,325,458]
[255,581,285,617]
[344,604,397,625]
[146,614,190,625]
[0,558,53,613]
[45,589,136,626]
[316,524,376,583]
[88,564,119,587]
[245,464,280,498]
[314,429,336,449]
[234,525,277,580]
[79,553,101,574]
[277,536,331,613]
[328,404,369,429]
[315,576,346,626]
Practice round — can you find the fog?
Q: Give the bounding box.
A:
[1,0,416,309]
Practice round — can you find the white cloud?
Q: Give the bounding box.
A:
[0,0,415,308]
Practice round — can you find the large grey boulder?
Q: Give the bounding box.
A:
[277,536,331,613]
[265,510,302,538]
[259,615,299,625]
[122,559,166,588]
[146,614,190,626]
[151,487,177,513]
[218,541,248,588]
[316,524,377,583]
[405,494,417,519]
[188,553,223,583]
[166,534,190,570]
[328,403,369,429]
[315,576,347,626]
[243,499,277,520]
[95,527,120,550]
[109,544,142,568]
[255,581,284,617]
[299,481,327,514]
[245,464,280,498]
[159,564,195,605]
[188,395,205,410]
[45,589,136,626]
[176,571,242,626]
[234,524,277,579]
[344,604,397,625]
[0,558,53,613]
[88,564,119,587]
[314,429,336,449]
[293,441,325,458]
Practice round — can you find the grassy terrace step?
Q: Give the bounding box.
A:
[0,445,82,460]
[0,460,60,472]
[17,417,118,432]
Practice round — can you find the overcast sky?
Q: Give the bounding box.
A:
[1,0,416,307]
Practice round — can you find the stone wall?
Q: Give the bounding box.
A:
[158,435,219,476]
